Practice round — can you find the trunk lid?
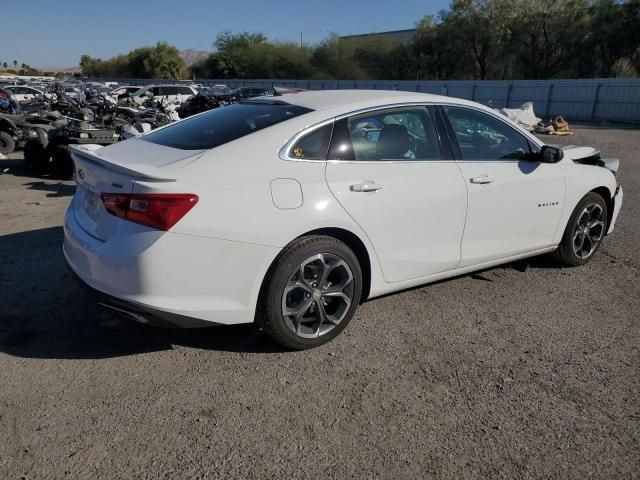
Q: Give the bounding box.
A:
[70,142,203,241]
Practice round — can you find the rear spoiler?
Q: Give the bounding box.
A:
[69,145,176,182]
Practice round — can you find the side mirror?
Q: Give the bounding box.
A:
[540,145,564,163]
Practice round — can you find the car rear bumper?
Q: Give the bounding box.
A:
[63,202,280,326]
[67,266,215,328]
[607,184,623,235]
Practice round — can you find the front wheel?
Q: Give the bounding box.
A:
[260,235,362,350]
[551,192,608,267]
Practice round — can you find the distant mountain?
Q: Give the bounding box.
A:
[180,49,209,66]
[35,65,82,74]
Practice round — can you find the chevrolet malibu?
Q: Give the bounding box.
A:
[64,90,623,349]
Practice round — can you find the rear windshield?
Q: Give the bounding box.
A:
[142,101,312,150]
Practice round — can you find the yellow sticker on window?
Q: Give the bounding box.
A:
[292,147,304,158]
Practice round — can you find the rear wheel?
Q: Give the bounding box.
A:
[551,192,608,267]
[0,131,15,155]
[260,235,362,350]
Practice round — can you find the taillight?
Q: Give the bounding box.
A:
[100,193,198,231]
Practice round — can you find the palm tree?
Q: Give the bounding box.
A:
[2,62,7,70]
[13,60,18,70]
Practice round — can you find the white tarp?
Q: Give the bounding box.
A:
[498,102,541,130]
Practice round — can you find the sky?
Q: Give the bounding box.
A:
[0,0,449,69]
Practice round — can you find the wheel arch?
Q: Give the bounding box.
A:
[255,227,373,326]
[590,186,614,230]
[300,227,372,303]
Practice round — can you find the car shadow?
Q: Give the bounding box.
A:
[0,226,285,360]
[0,156,71,184]
[23,181,76,197]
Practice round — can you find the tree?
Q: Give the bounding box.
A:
[143,42,185,79]
[580,0,640,77]
[512,0,590,79]
[438,0,517,80]
[214,32,267,77]
[80,42,185,79]
[13,60,17,69]
[2,62,6,70]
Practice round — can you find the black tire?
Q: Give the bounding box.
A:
[259,235,362,350]
[551,192,608,267]
[24,140,48,173]
[0,131,15,155]
[51,145,74,180]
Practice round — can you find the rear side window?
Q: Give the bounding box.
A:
[143,102,312,150]
[289,123,333,160]
[328,107,441,161]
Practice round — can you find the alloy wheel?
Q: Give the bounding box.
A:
[572,203,605,259]
[281,253,354,338]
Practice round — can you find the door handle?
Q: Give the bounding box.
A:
[470,175,494,184]
[350,181,383,192]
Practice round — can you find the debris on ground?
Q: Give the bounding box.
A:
[499,102,541,130]
[498,101,574,135]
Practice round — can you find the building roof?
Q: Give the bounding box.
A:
[340,28,416,40]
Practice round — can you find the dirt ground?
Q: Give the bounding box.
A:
[0,126,638,479]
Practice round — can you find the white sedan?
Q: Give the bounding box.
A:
[63,90,623,349]
[3,85,48,102]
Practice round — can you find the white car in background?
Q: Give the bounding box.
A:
[3,85,49,102]
[103,85,142,103]
[130,84,197,105]
[63,90,623,349]
[62,86,84,100]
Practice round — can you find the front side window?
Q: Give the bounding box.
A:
[444,106,532,161]
[143,101,312,150]
[337,107,441,161]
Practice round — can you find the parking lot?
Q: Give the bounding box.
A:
[0,125,638,479]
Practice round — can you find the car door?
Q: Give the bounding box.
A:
[9,87,26,102]
[180,86,195,102]
[24,88,39,101]
[441,105,565,267]
[324,106,468,283]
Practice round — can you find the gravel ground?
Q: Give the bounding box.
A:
[0,126,638,479]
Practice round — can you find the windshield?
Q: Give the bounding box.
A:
[143,101,312,150]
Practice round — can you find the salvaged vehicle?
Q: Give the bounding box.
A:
[130,85,196,105]
[63,91,623,349]
[0,89,68,155]
[218,86,272,103]
[3,85,51,103]
[24,117,120,178]
[177,92,220,119]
